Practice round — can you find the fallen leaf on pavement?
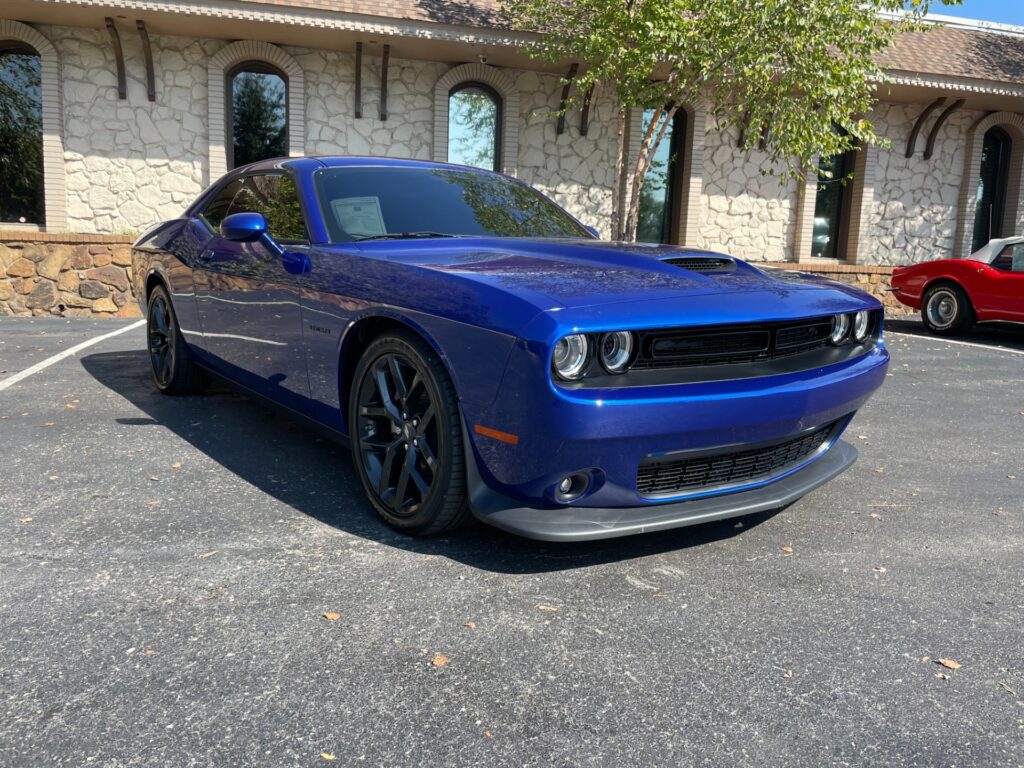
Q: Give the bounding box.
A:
[48,475,58,481]
[934,672,949,681]
[1008,475,1016,480]
[431,654,448,667]
[920,656,930,663]
[781,546,794,554]
[42,421,54,427]
[145,649,154,657]
[20,517,32,524]
[857,435,868,440]
[873,566,887,573]
[197,550,218,559]
[484,731,493,738]
[149,476,159,481]
[783,669,793,678]
[537,604,559,612]
[464,621,476,629]
[998,682,1017,696]
[868,512,881,519]
[936,658,961,670]
[874,467,885,474]
[171,462,182,469]
[323,612,341,622]
[65,404,75,409]
[320,753,335,760]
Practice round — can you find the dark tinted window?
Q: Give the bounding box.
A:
[972,127,1011,253]
[229,63,287,169]
[226,174,308,242]
[0,43,44,225]
[637,108,685,244]
[314,166,590,242]
[200,179,243,231]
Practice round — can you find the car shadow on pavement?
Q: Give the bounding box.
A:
[886,317,1024,352]
[80,349,778,573]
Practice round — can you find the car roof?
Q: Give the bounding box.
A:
[235,155,499,174]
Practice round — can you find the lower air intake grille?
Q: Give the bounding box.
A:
[636,420,840,498]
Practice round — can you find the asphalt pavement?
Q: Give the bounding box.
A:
[1,316,1022,766]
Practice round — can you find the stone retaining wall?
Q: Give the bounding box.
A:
[0,234,906,319]
[0,232,139,317]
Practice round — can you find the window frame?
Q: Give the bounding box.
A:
[196,170,310,245]
[225,60,290,171]
[447,81,503,173]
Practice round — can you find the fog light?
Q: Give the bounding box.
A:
[555,473,590,503]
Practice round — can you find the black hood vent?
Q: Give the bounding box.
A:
[660,256,736,273]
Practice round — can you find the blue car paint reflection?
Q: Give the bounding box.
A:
[133,156,888,541]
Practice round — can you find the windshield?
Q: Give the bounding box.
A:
[313,166,593,243]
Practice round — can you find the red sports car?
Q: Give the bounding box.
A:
[891,236,1024,334]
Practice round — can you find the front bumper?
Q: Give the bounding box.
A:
[468,439,858,541]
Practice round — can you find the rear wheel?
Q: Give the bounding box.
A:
[922,283,974,335]
[349,332,471,535]
[147,285,207,394]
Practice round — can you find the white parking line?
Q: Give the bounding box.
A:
[887,331,1024,356]
[0,319,146,393]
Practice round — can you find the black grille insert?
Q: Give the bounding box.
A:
[636,420,840,498]
[661,256,736,273]
[633,317,834,370]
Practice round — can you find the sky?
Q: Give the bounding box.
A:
[926,1,1024,26]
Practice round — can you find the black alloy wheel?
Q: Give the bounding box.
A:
[146,284,207,394]
[350,332,470,535]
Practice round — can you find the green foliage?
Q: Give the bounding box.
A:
[503,0,960,240]
[0,51,44,225]
[231,71,287,168]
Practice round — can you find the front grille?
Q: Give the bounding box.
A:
[661,256,735,273]
[636,420,840,498]
[632,318,833,370]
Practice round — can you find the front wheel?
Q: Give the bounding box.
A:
[146,285,207,394]
[921,283,974,335]
[349,332,471,535]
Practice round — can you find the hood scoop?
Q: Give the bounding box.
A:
[660,255,736,273]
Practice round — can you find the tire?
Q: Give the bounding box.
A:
[146,284,208,394]
[349,331,471,535]
[921,283,975,335]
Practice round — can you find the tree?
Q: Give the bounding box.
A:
[502,0,960,241]
[231,71,286,168]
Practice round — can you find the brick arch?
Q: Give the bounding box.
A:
[433,63,519,176]
[0,20,66,230]
[954,111,1024,258]
[207,40,305,180]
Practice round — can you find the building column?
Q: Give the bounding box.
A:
[792,163,818,262]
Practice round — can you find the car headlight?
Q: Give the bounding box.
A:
[829,314,850,345]
[552,334,591,380]
[852,310,870,342]
[598,331,635,374]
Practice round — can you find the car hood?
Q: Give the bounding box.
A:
[352,237,837,310]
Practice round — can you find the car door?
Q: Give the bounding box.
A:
[193,172,312,406]
[977,243,1024,320]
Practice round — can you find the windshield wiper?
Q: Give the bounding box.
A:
[352,231,463,242]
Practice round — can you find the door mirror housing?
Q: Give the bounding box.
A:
[221,212,268,242]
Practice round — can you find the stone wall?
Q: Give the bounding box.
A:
[0,233,139,317]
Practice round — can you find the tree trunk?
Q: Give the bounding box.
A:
[623,103,679,242]
[610,104,628,241]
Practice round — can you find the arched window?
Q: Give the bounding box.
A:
[637,108,687,244]
[0,41,44,226]
[447,83,501,172]
[971,126,1011,253]
[227,61,288,169]
[811,141,857,260]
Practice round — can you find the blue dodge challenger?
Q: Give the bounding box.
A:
[132,157,888,541]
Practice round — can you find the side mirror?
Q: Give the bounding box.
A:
[221,212,268,242]
[584,225,601,239]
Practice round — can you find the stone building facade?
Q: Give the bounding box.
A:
[2,0,1024,316]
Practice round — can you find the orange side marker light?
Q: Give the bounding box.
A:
[473,424,519,445]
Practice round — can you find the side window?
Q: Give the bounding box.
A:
[991,243,1024,272]
[225,173,308,243]
[200,179,243,232]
